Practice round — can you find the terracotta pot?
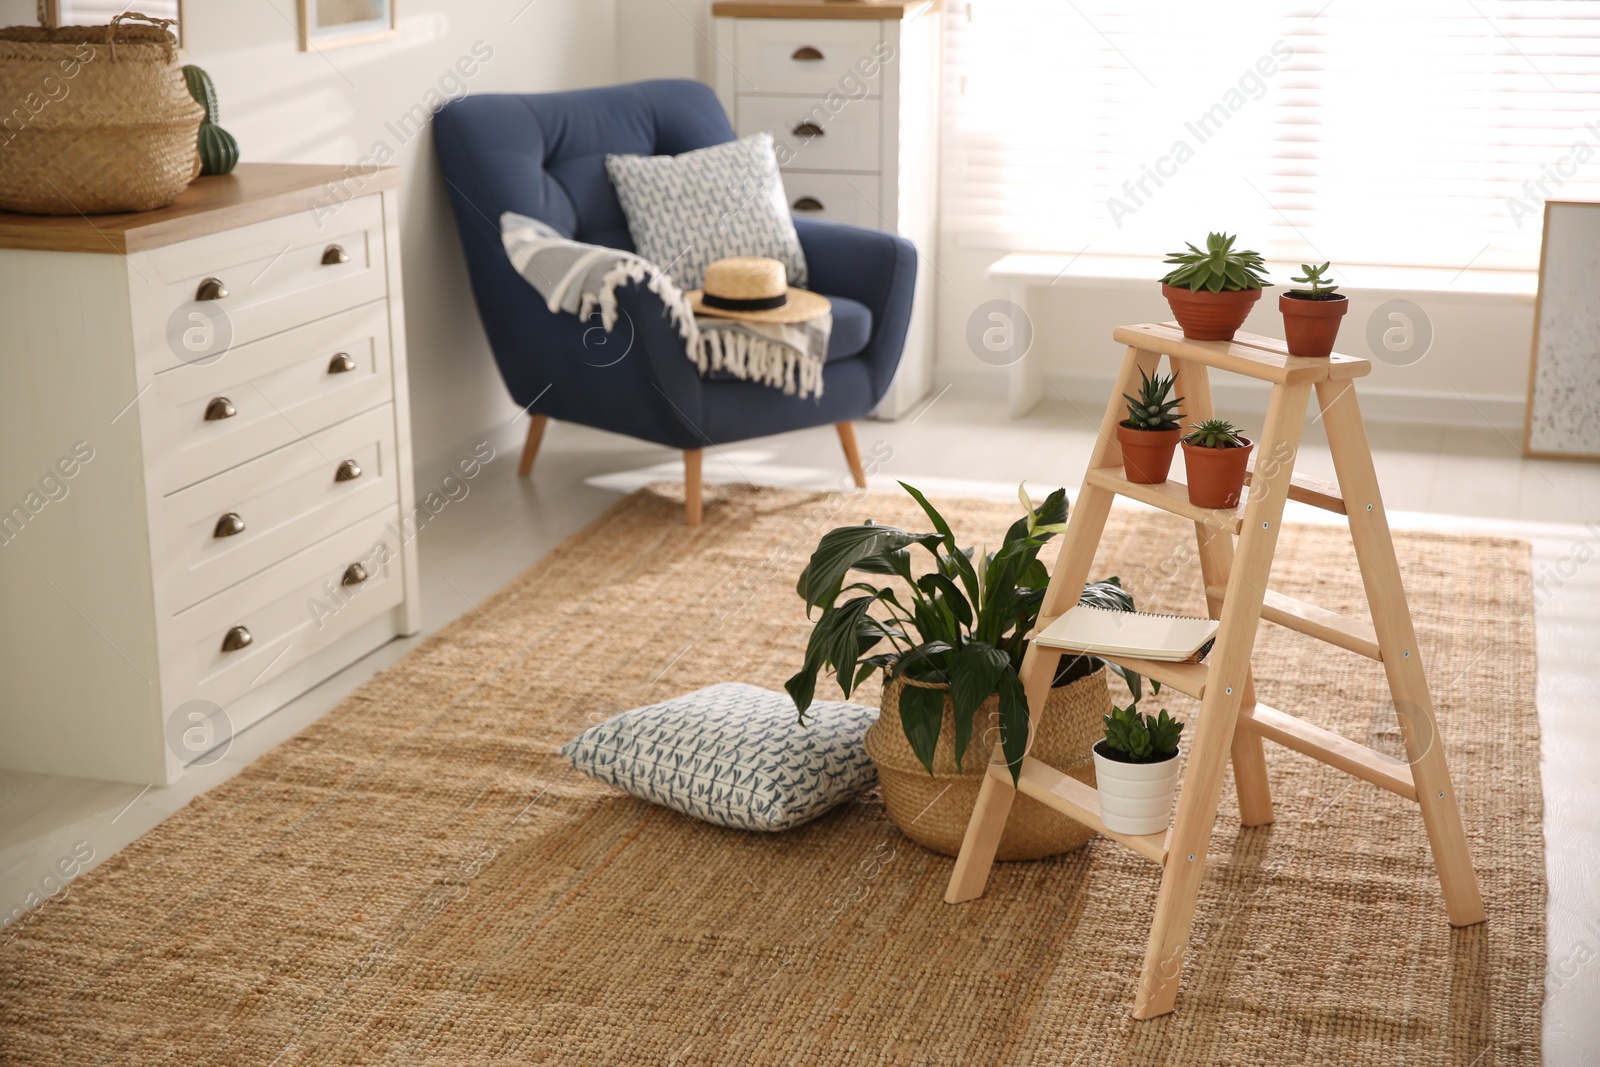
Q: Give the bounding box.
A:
[1182,436,1254,508]
[1116,422,1181,484]
[1280,293,1349,358]
[1161,283,1263,341]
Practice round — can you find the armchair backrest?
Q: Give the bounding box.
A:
[435,79,735,251]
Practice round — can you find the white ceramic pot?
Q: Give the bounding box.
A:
[1092,742,1180,835]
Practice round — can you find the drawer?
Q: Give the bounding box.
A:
[783,172,883,229]
[733,19,883,96]
[155,405,401,613]
[135,195,387,375]
[146,301,395,494]
[736,95,881,173]
[164,506,404,718]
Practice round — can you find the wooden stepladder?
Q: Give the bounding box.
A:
[945,322,1486,1018]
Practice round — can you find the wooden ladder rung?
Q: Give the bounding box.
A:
[1031,640,1211,700]
[1206,586,1381,660]
[1084,468,1244,533]
[1242,459,1346,515]
[1238,703,1417,800]
[999,757,1170,864]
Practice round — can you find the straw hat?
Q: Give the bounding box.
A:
[686,257,831,324]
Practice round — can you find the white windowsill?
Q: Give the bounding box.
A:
[983,252,1539,299]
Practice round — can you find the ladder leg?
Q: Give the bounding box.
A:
[1133,380,1311,1018]
[1315,380,1485,927]
[946,349,1148,903]
[1170,357,1274,827]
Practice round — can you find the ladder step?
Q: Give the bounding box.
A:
[1238,703,1417,800]
[1030,637,1211,700]
[997,757,1169,864]
[1242,459,1346,514]
[1207,586,1382,660]
[1113,322,1370,384]
[1084,468,1244,533]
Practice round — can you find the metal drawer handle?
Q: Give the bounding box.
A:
[792,122,825,139]
[328,352,357,374]
[792,196,824,212]
[322,244,349,265]
[204,397,236,421]
[792,46,823,61]
[213,512,246,538]
[195,277,228,301]
[341,563,369,587]
[221,625,252,652]
[335,458,363,482]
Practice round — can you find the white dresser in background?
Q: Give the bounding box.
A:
[0,164,422,785]
[711,0,942,419]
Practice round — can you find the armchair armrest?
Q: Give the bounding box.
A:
[794,218,918,399]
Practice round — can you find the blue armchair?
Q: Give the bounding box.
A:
[434,80,917,524]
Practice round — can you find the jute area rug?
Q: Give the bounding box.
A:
[0,485,1543,1065]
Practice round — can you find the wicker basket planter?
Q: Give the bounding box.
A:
[0,11,202,215]
[865,665,1111,861]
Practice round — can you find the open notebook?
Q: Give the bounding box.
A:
[1036,605,1220,663]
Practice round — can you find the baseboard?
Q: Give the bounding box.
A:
[938,368,1526,434]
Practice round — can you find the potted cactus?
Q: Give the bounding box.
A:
[1160,232,1271,341]
[1117,367,1184,484]
[181,65,240,176]
[1181,418,1253,508]
[1093,701,1184,835]
[1280,261,1348,358]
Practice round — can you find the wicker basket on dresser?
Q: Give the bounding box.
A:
[0,163,422,785]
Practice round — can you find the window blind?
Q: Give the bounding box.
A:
[941,0,1600,272]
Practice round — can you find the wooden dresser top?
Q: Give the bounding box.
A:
[711,0,939,19]
[0,163,402,255]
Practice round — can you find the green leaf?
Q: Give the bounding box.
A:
[888,640,955,682]
[948,641,1009,766]
[797,524,939,613]
[917,572,973,628]
[996,667,1031,784]
[813,595,881,698]
[898,682,945,775]
[900,481,983,608]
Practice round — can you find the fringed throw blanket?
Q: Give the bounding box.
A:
[501,212,830,399]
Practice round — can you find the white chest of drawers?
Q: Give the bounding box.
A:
[711,0,942,419]
[0,163,422,785]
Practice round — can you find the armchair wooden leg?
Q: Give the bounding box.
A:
[517,414,549,477]
[684,449,703,527]
[836,422,867,489]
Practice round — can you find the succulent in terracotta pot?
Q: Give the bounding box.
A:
[1116,368,1184,485]
[1180,418,1253,509]
[1159,232,1271,341]
[1280,261,1348,359]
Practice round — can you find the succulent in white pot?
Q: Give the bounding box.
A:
[1093,701,1184,835]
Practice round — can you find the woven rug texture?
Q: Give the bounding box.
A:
[0,484,1544,1065]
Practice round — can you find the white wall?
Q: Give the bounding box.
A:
[0,0,620,465]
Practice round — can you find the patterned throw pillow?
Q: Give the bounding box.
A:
[605,133,808,292]
[559,683,877,831]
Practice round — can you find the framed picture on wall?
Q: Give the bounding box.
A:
[298,0,396,51]
[1524,200,1600,461]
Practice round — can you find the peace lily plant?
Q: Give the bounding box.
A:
[786,482,1146,783]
